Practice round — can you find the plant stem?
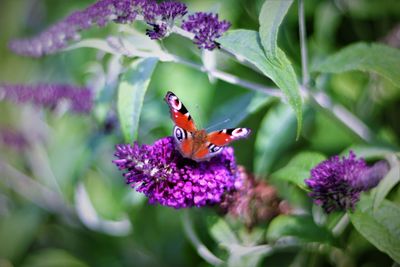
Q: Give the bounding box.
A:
[310,91,372,142]
[171,55,284,98]
[296,0,372,142]
[298,0,310,86]
[171,54,372,141]
[170,20,373,141]
[332,213,350,236]
[182,211,224,266]
[0,160,72,216]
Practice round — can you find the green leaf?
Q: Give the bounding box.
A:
[21,249,89,267]
[210,219,239,247]
[48,116,91,197]
[63,38,118,55]
[272,152,326,189]
[219,30,302,137]
[372,154,400,211]
[254,104,297,174]
[227,244,272,267]
[0,207,42,261]
[349,196,400,263]
[314,1,341,50]
[182,212,224,266]
[117,57,158,142]
[208,92,273,129]
[84,170,126,220]
[266,215,335,244]
[210,220,272,267]
[259,0,294,58]
[312,43,400,87]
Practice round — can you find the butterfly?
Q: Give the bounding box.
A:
[165,91,251,162]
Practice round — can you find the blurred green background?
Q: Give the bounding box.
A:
[0,0,399,266]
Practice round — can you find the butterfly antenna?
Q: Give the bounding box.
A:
[205,118,231,131]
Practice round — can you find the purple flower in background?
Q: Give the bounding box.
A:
[8,0,154,57]
[182,12,231,50]
[141,0,160,22]
[0,128,28,151]
[352,160,389,191]
[159,1,187,20]
[9,0,229,56]
[145,1,187,40]
[146,23,168,40]
[305,151,388,213]
[0,83,92,114]
[113,137,237,209]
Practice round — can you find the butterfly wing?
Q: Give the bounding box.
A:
[191,143,213,161]
[172,125,193,158]
[165,91,198,158]
[204,128,251,158]
[164,91,196,132]
[165,92,251,161]
[208,128,251,146]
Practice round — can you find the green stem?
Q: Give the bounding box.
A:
[298,0,310,86]
[332,213,350,236]
[182,211,224,266]
[0,160,72,216]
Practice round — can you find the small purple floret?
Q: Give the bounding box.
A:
[112,137,238,209]
[146,23,168,40]
[145,1,187,40]
[0,128,28,151]
[182,12,231,50]
[159,1,188,20]
[305,151,387,213]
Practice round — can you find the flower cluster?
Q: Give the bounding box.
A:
[9,0,229,57]
[182,12,231,50]
[9,0,146,57]
[146,1,187,40]
[305,151,388,213]
[0,83,92,114]
[113,137,238,209]
[0,128,28,151]
[220,166,290,228]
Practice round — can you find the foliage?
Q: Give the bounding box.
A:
[0,0,400,266]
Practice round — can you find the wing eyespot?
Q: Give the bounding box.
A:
[232,128,250,137]
[208,144,222,154]
[169,96,182,110]
[174,126,185,143]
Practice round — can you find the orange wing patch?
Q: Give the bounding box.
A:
[172,111,196,132]
[179,138,193,158]
[165,91,197,132]
[192,146,209,161]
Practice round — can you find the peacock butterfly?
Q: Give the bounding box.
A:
[164,91,251,161]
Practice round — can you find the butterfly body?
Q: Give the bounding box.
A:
[165,91,250,162]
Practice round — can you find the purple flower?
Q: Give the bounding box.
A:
[0,128,28,151]
[0,83,92,114]
[146,23,168,40]
[145,1,187,40]
[352,160,389,190]
[159,1,187,20]
[141,0,160,22]
[182,12,231,50]
[112,137,238,209]
[8,0,154,57]
[305,151,388,213]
